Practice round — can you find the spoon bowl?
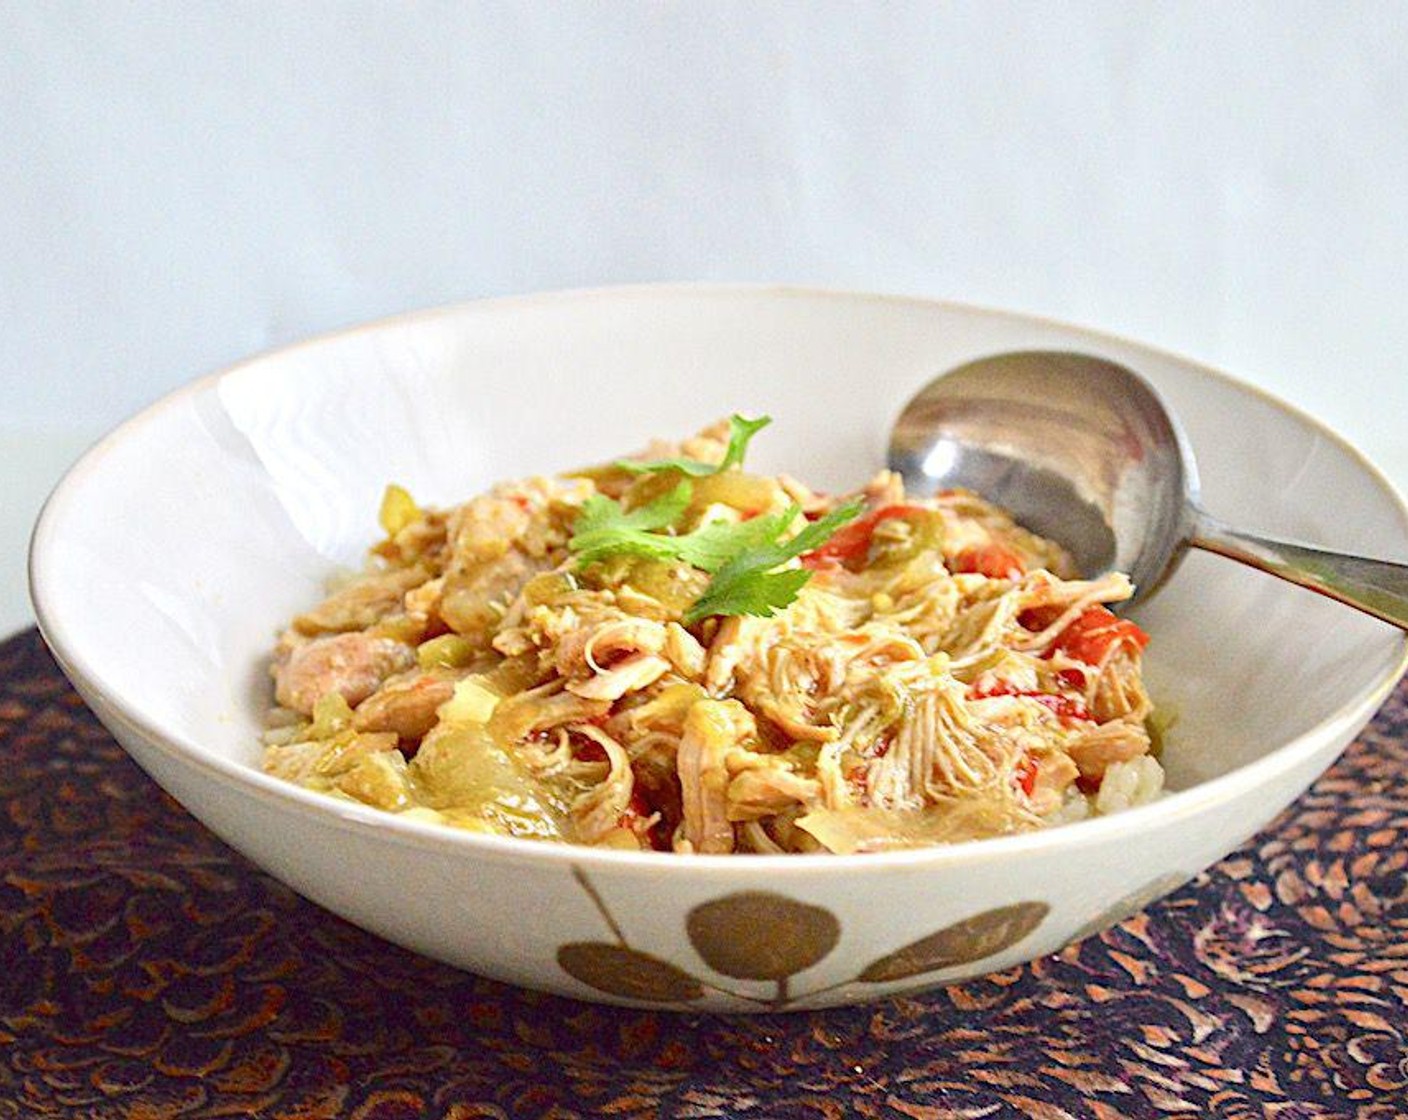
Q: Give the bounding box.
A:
[889,350,1408,626]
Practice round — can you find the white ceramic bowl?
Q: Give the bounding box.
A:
[30,286,1408,1012]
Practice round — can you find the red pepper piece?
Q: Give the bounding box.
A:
[1015,754,1038,796]
[951,543,1026,580]
[1048,606,1149,666]
[1057,667,1088,691]
[800,504,928,570]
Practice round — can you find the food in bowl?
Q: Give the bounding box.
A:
[261,415,1161,854]
[34,286,1406,1010]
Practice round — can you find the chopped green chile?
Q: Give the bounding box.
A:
[308,692,355,740]
[409,724,569,841]
[867,509,945,568]
[417,633,476,670]
[620,559,712,615]
[522,570,579,608]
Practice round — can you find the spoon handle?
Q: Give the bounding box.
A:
[1192,515,1408,630]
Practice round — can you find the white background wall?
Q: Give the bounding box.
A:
[4,1,1407,636]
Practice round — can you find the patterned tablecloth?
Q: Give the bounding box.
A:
[2,627,1407,1119]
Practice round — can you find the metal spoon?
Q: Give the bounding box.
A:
[888,350,1408,629]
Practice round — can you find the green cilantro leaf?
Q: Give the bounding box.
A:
[671,504,797,573]
[615,414,771,477]
[569,481,694,566]
[570,485,788,573]
[779,499,870,556]
[687,567,814,624]
[682,499,865,625]
[571,413,866,623]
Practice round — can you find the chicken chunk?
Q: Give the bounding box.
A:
[352,669,459,742]
[293,566,428,636]
[438,482,586,645]
[1066,721,1151,780]
[274,633,415,715]
[675,699,755,854]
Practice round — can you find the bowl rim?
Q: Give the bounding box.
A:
[29,281,1408,878]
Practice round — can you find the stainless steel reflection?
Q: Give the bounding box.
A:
[888,350,1408,628]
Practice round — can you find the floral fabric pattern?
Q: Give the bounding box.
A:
[1,628,1405,1118]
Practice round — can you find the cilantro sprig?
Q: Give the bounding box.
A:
[570,482,816,575]
[568,487,865,623]
[569,482,695,568]
[681,500,865,624]
[570,487,864,622]
[615,414,771,478]
[571,415,865,622]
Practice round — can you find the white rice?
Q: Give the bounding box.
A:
[1094,755,1166,815]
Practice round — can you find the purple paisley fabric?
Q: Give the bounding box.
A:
[2,626,1406,1119]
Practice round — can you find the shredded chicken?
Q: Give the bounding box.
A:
[568,724,637,844]
[677,699,755,853]
[261,419,1162,853]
